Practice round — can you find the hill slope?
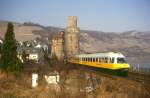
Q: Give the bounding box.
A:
[0,21,150,66]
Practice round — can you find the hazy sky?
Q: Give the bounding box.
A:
[0,0,150,32]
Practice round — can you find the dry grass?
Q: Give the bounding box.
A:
[0,68,150,98]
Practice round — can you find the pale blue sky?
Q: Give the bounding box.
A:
[0,0,150,32]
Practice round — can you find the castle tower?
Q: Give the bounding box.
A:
[51,31,65,61]
[65,16,79,59]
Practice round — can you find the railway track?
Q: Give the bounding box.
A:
[128,72,150,94]
[69,64,150,85]
[128,72,150,84]
[78,65,150,84]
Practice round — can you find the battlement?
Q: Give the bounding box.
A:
[67,16,77,28]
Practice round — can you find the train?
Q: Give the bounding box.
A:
[69,52,130,76]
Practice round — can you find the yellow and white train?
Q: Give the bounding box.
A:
[69,52,130,73]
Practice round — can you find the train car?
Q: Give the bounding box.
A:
[69,52,130,76]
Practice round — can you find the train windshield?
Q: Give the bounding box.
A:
[117,58,127,63]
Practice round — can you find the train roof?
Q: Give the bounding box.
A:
[76,52,125,58]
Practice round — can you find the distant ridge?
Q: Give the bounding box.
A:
[0,20,150,65]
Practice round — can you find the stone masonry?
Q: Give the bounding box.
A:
[51,16,79,61]
[65,16,79,59]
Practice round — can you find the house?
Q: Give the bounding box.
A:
[0,38,3,44]
[17,47,43,63]
[28,53,39,62]
[35,44,42,48]
[0,40,2,44]
[35,43,49,51]
[17,55,24,63]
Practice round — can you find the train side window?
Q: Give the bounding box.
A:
[111,58,114,63]
[105,57,108,63]
[99,58,101,63]
[93,58,95,62]
[99,58,102,62]
[95,58,98,62]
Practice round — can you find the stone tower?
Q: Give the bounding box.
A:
[65,16,79,59]
[51,31,65,61]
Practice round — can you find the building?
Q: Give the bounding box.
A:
[65,16,80,59]
[51,31,65,61]
[0,37,3,45]
[0,40,3,44]
[28,53,39,62]
[17,47,43,63]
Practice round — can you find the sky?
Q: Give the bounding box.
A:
[0,0,150,32]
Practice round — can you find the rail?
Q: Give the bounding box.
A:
[76,64,150,84]
[128,72,150,84]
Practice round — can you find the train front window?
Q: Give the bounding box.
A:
[117,58,127,63]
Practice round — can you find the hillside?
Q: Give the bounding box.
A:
[79,31,150,65]
[0,21,150,66]
[0,21,63,41]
